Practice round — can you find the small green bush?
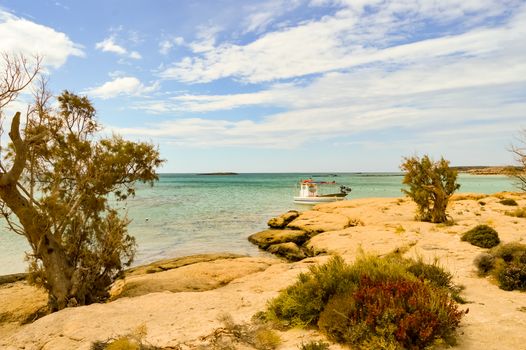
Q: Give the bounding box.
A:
[499,198,518,206]
[267,255,465,349]
[472,242,526,291]
[491,242,526,262]
[406,258,453,289]
[298,340,330,350]
[474,253,495,276]
[266,256,357,326]
[505,207,526,218]
[461,225,500,248]
[91,337,162,350]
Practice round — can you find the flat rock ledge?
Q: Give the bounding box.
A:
[248,209,357,261]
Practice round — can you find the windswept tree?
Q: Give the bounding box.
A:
[510,129,526,192]
[401,155,460,223]
[0,54,163,310]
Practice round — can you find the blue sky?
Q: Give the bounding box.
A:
[0,0,525,173]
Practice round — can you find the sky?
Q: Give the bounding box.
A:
[0,0,525,173]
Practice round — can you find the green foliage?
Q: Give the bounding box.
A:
[499,198,518,206]
[266,255,356,326]
[492,242,526,262]
[0,83,163,310]
[474,242,526,291]
[505,207,526,218]
[401,155,460,223]
[474,253,495,276]
[461,225,500,248]
[267,255,465,349]
[298,340,330,350]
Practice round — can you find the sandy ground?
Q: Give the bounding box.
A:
[1,193,526,349]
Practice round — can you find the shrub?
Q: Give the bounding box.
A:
[505,207,526,218]
[474,253,495,276]
[499,198,518,206]
[495,262,526,291]
[266,256,356,326]
[472,242,526,291]
[91,337,162,350]
[298,340,330,350]
[401,155,460,223]
[318,278,464,349]
[267,255,465,349]
[491,242,526,263]
[406,258,453,289]
[461,225,500,248]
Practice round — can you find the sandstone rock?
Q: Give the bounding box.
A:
[287,210,350,234]
[110,257,276,299]
[267,242,306,261]
[125,253,244,276]
[0,281,48,338]
[248,229,308,249]
[267,210,300,228]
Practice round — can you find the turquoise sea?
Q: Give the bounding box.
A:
[0,173,517,275]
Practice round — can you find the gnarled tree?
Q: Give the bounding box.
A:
[0,54,163,310]
[401,155,460,223]
[510,129,526,192]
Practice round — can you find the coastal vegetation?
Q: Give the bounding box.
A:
[461,225,500,248]
[298,340,330,350]
[505,206,526,218]
[267,254,466,349]
[475,242,526,291]
[401,155,460,223]
[0,54,163,310]
[510,129,526,192]
[499,198,518,206]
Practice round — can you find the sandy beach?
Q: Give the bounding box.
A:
[2,192,526,349]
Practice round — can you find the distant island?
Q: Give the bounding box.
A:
[196,172,239,176]
[452,166,520,175]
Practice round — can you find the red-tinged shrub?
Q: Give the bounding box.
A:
[318,277,465,349]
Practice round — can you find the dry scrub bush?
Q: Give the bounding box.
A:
[474,242,526,291]
[499,198,518,206]
[298,340,330,350]
[505,207,526,218]
[199,313,281,350]
[267,255,466,349]
[461,225,500,248]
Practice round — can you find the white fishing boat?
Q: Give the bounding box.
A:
[293,179,352,204]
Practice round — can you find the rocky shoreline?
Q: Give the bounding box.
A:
[2,192,526,349]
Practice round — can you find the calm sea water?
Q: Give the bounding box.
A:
[0,173,516,275]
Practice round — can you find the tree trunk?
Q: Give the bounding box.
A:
[0,183,74,310]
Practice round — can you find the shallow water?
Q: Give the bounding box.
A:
[0,173,516,275]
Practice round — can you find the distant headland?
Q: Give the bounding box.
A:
[196,172,239,176]
[452,166,520,175]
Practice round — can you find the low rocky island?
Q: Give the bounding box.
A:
[2,192,526,349]
[196,172,239,176]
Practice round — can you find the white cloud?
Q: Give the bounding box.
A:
[85,77,159,99]
[0,10,84,68]
[188,25,222,53]
[129,51,142,59]
[242,0,302,34]
[159,36,184,55]
[159,0,524,83]
[95,36,127,55]
[95,36,141,60]
[126,3,526,149]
